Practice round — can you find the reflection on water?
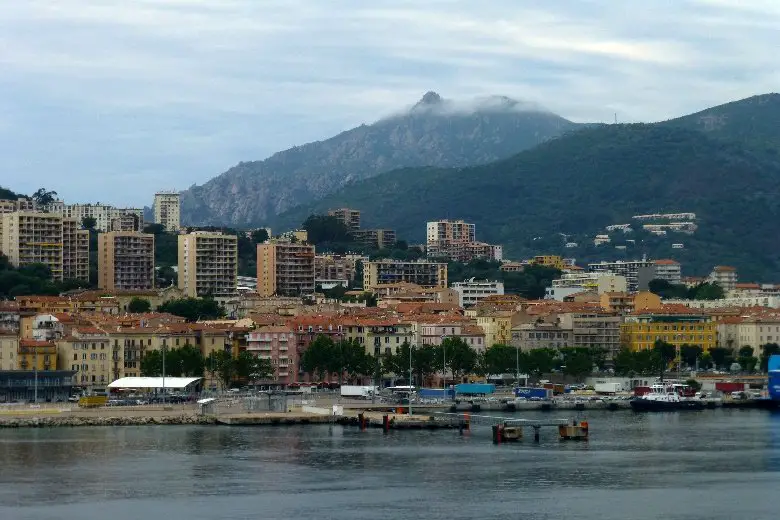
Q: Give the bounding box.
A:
[0,409,777,520]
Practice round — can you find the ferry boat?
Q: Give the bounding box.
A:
[630,382,706,411]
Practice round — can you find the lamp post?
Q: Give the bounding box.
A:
[408,343,414,416]
[440,334,447,399]
[162,342,167,405]
[33,346,38,403]
[372,336,380,404]
[515,342,520,387]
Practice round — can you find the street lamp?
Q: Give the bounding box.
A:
[408,342,414,416]
[440,334,447,398]
[162,342,167,405]
[372,336,380,404]
[33,346,38,403]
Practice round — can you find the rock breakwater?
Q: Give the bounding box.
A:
[0,414,217,428]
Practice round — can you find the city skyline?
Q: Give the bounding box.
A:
[1,1,778,206]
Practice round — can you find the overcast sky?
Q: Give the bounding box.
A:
[1,0,778,207]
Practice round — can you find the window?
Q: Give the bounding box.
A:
[176,338,180,346]
[92,342,96,350]
[396,337,400,344]
[73,353,78,361]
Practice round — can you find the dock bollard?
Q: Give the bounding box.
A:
[382,415,389,432]
[533,426,540,443]
[358,413,365,431]
[492,425,502,444]
[464,412,470,431]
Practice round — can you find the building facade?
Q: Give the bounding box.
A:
[46,201,143,232]
[178,232,238,298]
[451,279,504,307]
[351,229,396,249]
[653,259,682,284]
[364,259,448,291]
[98,232,156,291]
[709,265,738,292]
[588,258,655,292]
[62,218,90,282]
[621,312,716,352]
[1,211,64,280]
[257,242,316,297]
[153,192,181,232]
[327,208,361,233]
[245,325,297,385]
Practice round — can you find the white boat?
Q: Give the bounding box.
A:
[630,382,706,411]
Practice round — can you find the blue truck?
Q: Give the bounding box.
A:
[454,383,495,396]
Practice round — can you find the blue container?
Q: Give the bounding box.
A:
[769,355,780,401]
[418,388,454,399]
[514,387,551,399]
[455,383,495,395]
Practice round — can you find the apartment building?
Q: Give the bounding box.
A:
[0,198,35,214]
[98,232,156,291]
[328,208,361,233]
[0,332,19,370]
[314,254,365,287]
[57,327,112,387]
[257,241,316,297]
[426,219,501,262]
[153,192,180,232]
[178,232,238,298]
[546,273,628,301]
[245,325,297,385]
[621,311,716,352]
[1,211,64,280]
[587,258,655,292]
[62,218,90,282]
[110,213,142,232]
[653,259,682,284]
[709,265,738,292]
[17,339,57,371]
[351,229,396,249]
[47,201,143,232]
[511,321,573,351]
[364,259,447,291]
[451,279,504,307]
[530,255,567,270]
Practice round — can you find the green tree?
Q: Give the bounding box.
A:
[738,345,754,358]
[177,344,205,377]
[205,350,234,389]
[143,223,166,235]
[613,347,637,376]
[444,337,477,382]
[648,279,689,299]
[708,347,733,370]
[128,297,152,313]
[300,334,335,380]
[692,282,725,300]
[652,340,677,379]
[483,344,521,377]
[699,351,713,370]
[251,228,270,244]
[158,297,225,321]
[680,344,703,368]
[526,348,559,376]
[302,214,351,244]
[140,350,163,376]
[685,378,702,392]
[738,355,758,373]
[157,265,177,287]
[760,343,780,372]
[560,347,594,380]
[234,351,273,383]
[31,188,57,207]
[81,217,97,230]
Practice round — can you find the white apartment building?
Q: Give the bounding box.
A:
[426,220,475,243]
[154,192,181,232]
[718,318,780,350]
[545,273,627,301]
[588,258,654,292]
[665,296,780,310]
[47,201,143,232]
[653,259,682,284]
[1,211,65,280]
[708,265,738,292]
[451,279,504,307]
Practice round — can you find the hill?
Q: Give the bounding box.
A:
[662,93,780,152]
[273,124,780,280]
[179,92,580,226]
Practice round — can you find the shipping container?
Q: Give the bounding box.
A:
[455,383,495,395]
[633,386,651,396]
[514,387,551,399]
[418,388,454,399]
[594,382,623,394]
[715,382,747,393]
[340,385,377,399]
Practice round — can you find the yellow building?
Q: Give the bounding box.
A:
[475,311,514,346]
[178,231,238,298]
[620,312,717,352]
[17,339,57,371]
[0,332,19,370]
[530,255,566,270]
[57,327,112,387]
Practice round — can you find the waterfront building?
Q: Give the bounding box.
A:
[245,325,297,385]
[98,232,156,291]
[257,241,316,297]
[0,332,19,370]
[364,259,447,291]
[451,279,504,307]
[0,370,76,402]
[153,192,181,232]
[621,311,716,352]
[178,232,238,298]
[17,339,57,371]
[57,326,111,387]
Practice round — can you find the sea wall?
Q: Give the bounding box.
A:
[0,414,218,428]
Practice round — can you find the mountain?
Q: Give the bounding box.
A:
[661,93,780,152]
[180,92,580,226]
[273,123,780,280]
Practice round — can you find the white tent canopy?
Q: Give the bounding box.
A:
[107,377,202,390]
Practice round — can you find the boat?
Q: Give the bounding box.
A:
[630,382,706,411]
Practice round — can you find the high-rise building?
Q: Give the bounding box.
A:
[364,259,447,291]
[110,213,142,232]
[351,229,396,249]
[98,232,156,291]
[653,259,682,285]
[257,241,316,297]
[425,219,501,262]
[328,208,361,233]
[178,232,237,297]
[588,259,655,292]
[0,198,35,214]
[46,201,143,232]
[62,218,90,282]
[1,211,64,280]
[154,192,181,232]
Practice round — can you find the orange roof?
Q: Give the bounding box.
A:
[654,259,679,265]
[252,325,293,334]
[713,265,736,272]
[735,283,760,289]
[19,339,56,347]
[73,326,106,335]
[461,324,485,336]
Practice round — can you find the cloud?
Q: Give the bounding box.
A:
[0,0,777,205]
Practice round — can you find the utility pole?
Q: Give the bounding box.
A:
[372,336,380,404]
[408,343,414,416]
[34,346,38,403]
[162,343,166,405]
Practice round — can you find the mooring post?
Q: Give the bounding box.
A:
[382,414,389,433]
[358,413,365,431]
[533,426,540,443]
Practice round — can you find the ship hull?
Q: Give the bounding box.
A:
[630,398,706,412]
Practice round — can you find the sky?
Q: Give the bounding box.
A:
[0,0,778,207]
